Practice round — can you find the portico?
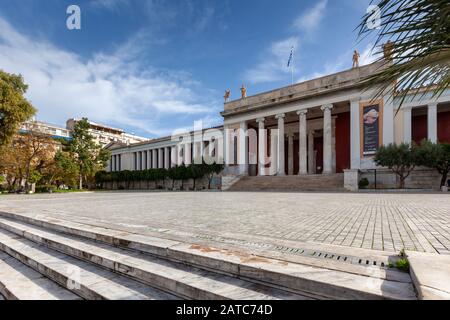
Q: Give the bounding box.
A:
[232,106,341,177]
[220,63,390,177]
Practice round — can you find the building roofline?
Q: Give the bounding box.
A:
[222,61,387,118]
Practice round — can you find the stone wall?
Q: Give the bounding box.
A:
[360,169,442,190]
[101,177,221,191]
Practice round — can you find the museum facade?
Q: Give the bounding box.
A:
[107,60,450,191]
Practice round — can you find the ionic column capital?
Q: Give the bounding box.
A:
[256,117,266,124]
[296,109,308,117]
[275,113,286,120]
[321,104,334,112]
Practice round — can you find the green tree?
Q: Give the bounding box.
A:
[53,151,80,188]
[189,164,205,190]
[374,143,419,189]
[416,140,450,188]
[358,0,450,109]
[0,70,36,150]
[69,118,111,189]
[203,162,224,190]
[167,166,180,190]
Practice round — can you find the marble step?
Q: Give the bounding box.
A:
[0,212,417,300]
[0,230,178,300]
[230,175,345,191]
[0,251,81,300]
[0,219,311,300]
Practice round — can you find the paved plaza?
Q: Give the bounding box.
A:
[0,191,449,255]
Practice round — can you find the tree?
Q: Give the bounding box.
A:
[374,143,419,189]
[203,162,224,190]
[358,0,450,109]
[52,151,80,188]
[0,70,36,150]
[0,129,56,192]
[416,140,450,188]
[69,118,110,189]
[189,164,205,190]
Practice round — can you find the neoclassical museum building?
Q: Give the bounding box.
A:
[107,57,450,191]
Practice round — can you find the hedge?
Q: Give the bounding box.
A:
[95,163,224,186]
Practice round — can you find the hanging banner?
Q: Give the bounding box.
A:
[360,101,383,157]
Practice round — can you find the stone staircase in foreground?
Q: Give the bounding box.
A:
[228,174,345,192]
[0,211,416,300]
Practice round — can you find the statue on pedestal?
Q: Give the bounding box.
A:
[224,90,231,103]
[383,40,394,61]
[352,50,360,68]
[240,85,247,99]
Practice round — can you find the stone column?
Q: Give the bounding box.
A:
[297,110,308,175]
[428,103,438,143]
[147,150,151,169]
[152,149,158,169]
[256,118,266,176]
[383,95,395,145]
[158,148,164,168]
[287,132,294,176]
[238,121,248,175]
[321,104,333,174]
[223,125,231,166]
[275,114,286,176]
[185,143,192,165]
[178,145,184,166]
[308,131,315,174]
[171,146,178,167]
[164,147,170,169]
[403,107,412,144]
[350,99,361,169]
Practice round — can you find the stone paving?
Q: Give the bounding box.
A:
[0,191,449,254]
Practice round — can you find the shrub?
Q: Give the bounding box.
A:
[396,259,410,272]
[416,140,450,188]
[374,143,419,189]
[358,178,369,189]
[95,163,223,190]
[35,185,56,193]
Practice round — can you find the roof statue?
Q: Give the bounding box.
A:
[352,50,360,68]
[383,40,394,60]
[240,85,247,99]
[224,90,231,102]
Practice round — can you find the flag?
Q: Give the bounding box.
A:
[287,46,294,67]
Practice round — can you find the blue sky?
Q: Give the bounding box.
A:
[0,0,377,138]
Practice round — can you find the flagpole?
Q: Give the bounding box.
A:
[291,46,294,86]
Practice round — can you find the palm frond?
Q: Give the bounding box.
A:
[357,0,450,112]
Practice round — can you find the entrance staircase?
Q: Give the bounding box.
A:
[228,174,345,192]
[0,211,416,300]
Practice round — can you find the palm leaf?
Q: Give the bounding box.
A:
[357,0,450,113]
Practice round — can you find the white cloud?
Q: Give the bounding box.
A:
[243,1,329,85]
[293,0,328,33]
[296,43,381,83]
[244,37,299,84]
[360,43,381,66]
[91,0,128,11]
[0,17,219,137]
[296,52,348,83]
